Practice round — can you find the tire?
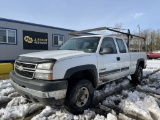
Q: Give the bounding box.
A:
[131,66,143,84]
[65,79,93,114]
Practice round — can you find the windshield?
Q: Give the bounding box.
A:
[60,37,100,53]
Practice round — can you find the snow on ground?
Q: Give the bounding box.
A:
[94,78,130,99]
[149,71,160,80]
[0,80,12,90]
[143,59,160,76]
[119,91,160,120]
[0,96,44,119]
[0,59,160,120]
[0,80,15,103]
[32,106,97,120]
[137,70,160,95]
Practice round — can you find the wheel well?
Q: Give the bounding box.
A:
[138,61,144,69]
[67,70,96,88]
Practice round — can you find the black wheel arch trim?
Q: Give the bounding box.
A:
[136,58,145,72]
[64,64,98,87]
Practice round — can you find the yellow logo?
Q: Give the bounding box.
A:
[24,36,33,43]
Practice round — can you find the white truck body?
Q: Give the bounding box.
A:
[19,35,147,84]
[10,34,147,114]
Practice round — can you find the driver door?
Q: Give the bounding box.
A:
[97,37,121,84]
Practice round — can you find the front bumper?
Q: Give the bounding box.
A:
[10,71,68,104]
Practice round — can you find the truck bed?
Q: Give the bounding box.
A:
[129,52,147,74]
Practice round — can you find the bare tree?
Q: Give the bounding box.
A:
[114,23,123,31]
[136,29,160,52]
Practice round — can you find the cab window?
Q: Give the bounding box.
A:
[116,38,127,53]
[100,37,117,53]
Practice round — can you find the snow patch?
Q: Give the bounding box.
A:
[0,103,44,120]
[102,95,122,107]
[121,100,153,120]
[0,87,15,96]
[0,104,30,119]
[149,71,160,80]
[32,106,55,120]
[106,113,117,120]
[0,96,11,103]
[118,113,135,120]
[94,114,107,120]
[8,92,20,98]
[143,59,160,77]
[119,91,160,120]
[0,82,12,90]
[7,96,27,107]
[33,107,96,120]
[73,110,96,120]
[94,79,130,98]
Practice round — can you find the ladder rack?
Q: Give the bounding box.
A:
[69,27,146,50]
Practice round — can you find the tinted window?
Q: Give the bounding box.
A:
[100,37,117,53]
[116,38,127,53]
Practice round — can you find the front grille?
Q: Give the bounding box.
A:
[15,68,34,78]
[16,61,36,69]
[15,61,37,79]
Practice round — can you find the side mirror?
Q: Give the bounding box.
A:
[100,47,114,54]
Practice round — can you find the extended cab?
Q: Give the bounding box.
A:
[10,34,147,114]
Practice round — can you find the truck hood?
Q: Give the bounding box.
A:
[20,50,92,61]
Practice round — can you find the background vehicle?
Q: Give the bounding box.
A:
[147,50,160,59]
[10,27,147,114]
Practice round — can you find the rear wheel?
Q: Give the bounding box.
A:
[65,79,93,114]
[131,66,143,84]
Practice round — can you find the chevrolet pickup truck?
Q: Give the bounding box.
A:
[10,34,147,114]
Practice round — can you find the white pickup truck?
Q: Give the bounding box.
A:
[10,34,147,114]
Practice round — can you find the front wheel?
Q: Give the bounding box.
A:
[65,79,93,114]
[131,66,143,84]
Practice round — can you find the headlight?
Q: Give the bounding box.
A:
[35,63,54,80]
[37,63,54,70]
[34,73,52,80]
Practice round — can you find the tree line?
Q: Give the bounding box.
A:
[114,23,160,52]
[138,29,160,52]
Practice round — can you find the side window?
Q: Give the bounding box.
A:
[53,34,64,46]
[116,38,127,53]
[0,29,17,44]
[100,37,117,53]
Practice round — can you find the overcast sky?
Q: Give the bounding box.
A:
[0,0,159,32]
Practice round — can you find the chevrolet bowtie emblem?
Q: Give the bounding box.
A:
[18,66,23,71]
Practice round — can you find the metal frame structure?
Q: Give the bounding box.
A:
[69,27,146,50]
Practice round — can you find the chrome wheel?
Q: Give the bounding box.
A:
[76,87,89,107]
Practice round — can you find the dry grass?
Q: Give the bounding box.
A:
[0,74,10,80]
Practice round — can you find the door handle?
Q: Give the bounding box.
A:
[117,57,120,61]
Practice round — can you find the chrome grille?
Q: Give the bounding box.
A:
[16,61,36,69]
[14,61,37,79]
[15,68,34,78]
